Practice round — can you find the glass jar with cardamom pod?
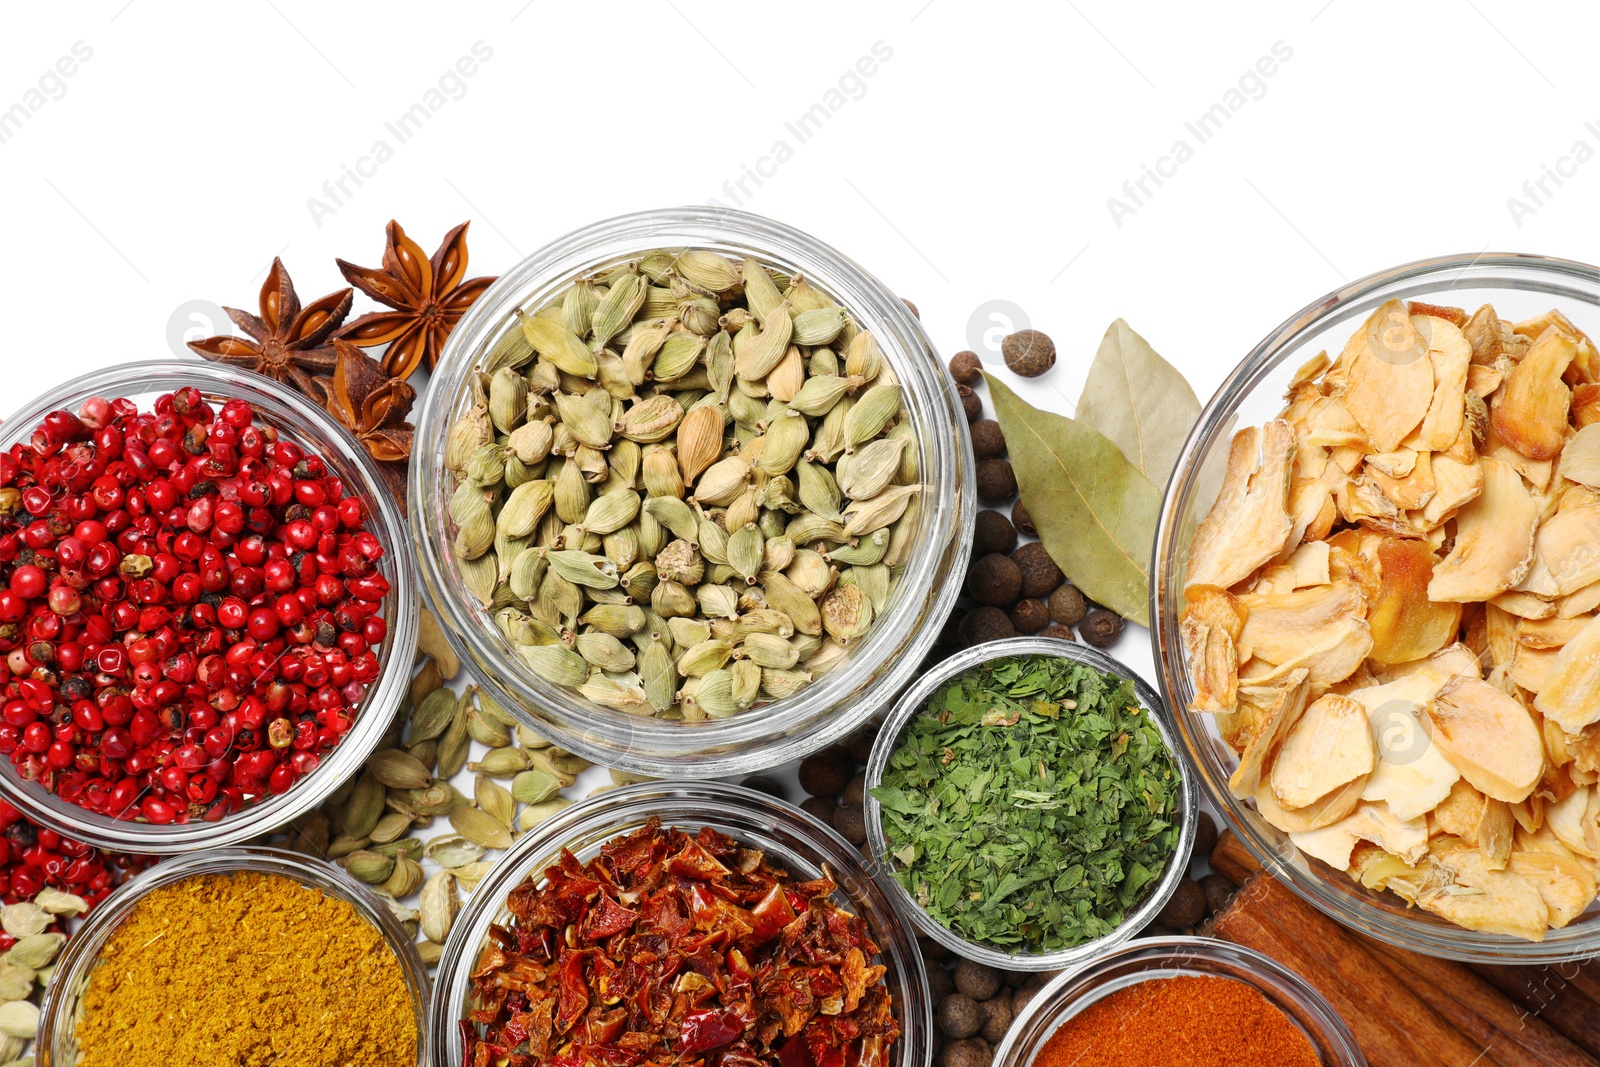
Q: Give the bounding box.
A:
[412,208,973,777]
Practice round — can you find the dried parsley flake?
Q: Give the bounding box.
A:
[871,654,1180,952]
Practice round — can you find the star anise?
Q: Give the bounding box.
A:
[334,220,497,379]
[323,339,416,506]
[188,258,353,404]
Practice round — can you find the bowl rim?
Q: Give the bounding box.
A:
[862,635,1197,971]
[0,360,418,853]
[427,779,931,1067]
[1151,251,1600,962]
[35,845,430,1067]
[409,205,973,778]
[990,935,1367,1067]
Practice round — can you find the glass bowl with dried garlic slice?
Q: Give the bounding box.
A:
[1154,252,1600,963]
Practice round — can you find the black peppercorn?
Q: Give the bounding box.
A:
[956,384,982,422]
[1080,607,1124,648]
[959,606,1017,645]
[1008,598,1048,634]
[967,419,1006,460]
[975,458,1016,504]
[948,350,981,384]
[1011,542,1063,599]
[972,510,1017,558]
[967,554,1022,606]
[1001,329,1056,377]
[1048,585,1087,627]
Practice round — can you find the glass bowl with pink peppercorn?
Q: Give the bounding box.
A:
[0,361,416,854]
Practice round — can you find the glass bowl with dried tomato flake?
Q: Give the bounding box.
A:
[429,780,932,1067]
[0,361,416,853]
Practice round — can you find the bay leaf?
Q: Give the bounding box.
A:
[1076,319,1200,487]
[985,373,1159,627]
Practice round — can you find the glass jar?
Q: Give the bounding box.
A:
[36,846,430,1067]
[991,936,1366,1067]
[428,780,931,1067]
[411,207,973,777]
[0,362,417,853]
[1153,252,1600,961]
[863,635,1197,970]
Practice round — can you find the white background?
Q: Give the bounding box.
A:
[0,0,1594,711]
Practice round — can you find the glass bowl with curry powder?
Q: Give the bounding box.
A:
[36,847,428,1067]
[992,937,1365,1067]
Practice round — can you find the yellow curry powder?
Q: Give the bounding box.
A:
[73,871,415,1067]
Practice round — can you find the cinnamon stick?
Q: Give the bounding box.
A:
[1244,875,1491,1067]
[1466,961,1600,1061]
[1209,828,1263,886]
[1209,884,1425,1067]
[1363,947,1545,1067]
[1365,941,1595,1067]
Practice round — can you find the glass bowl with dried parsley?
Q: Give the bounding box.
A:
[991,936,1365,1067]
[0,361,418,854]
[864,636,1196,970]
[429,779,932,1067]
[37,846,429,1067]
[411,206,974,779]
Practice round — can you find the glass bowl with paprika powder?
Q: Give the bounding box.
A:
[36,846,429,1067]
[0,362,417,854]
[412,206,974,780]
[429,779,932,1067]
[864,636,1197,971]
[991,936,1365,1067]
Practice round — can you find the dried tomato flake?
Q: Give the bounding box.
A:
[465,818,900,1067]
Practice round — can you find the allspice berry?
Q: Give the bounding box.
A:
[979,993,1014,1043]
[1048,585,1087,627]
[1193,811,1219,859]
[903,297,920,319]
[975,458,1017,504]
[967,554,1022,607]
[800,796,837,824]
[842,771,866,807]
[941,1039,991,1067]
[832,803,867,845]
[953,959,1002,1001]
[968,419,1006,460]
[1040,623,1076,641]
[1008,598,1049,634]
[1011,542,1063,599]
[1201,873,1235,915]
[740,775,786,800]
[1011,500,1035,537]
[798,746,855,798]
[937,994,983,1039]
[1002,329,1056,377]
[843,726,877,766]
[959,606,1016,645]
[1080,607,1124,649]
[1157,878,1207,929]
[927,965,954,1004]
[972,510,1017,558]
[957,384,982,423]
[948,350,982,384]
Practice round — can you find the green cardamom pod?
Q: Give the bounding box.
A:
[421,870,460,944]
[469,746,533,778]
[511,768,564,804]
[498,480,554,539]
[575,631,636,671]
[437,698,472,778]
[742,257,785,322]
[761,667,813,700]
[367,749,434,791]
[639,638,679,713]
[653,331,707,382]
[825,528,890,566]
[452,491,496,560]
[757,410,810,475]
[673,249,742,293]
[732,305,793,381]
[520,797,575,831]
[692,456,751,508]
[821,583,874,641]
[592,270,647,346]
[761,571,822,636]
[676,639,733,677]
[546,549,621,590]
[642,495,700,543]
[368,811,413,846]
[706,330,735,400]
[466,707,512,748]
[792,307,845,346]
[697,519,729,564]
[517,643,589,687]
[807,395,851,463]
[843,383,902,452]
[578,675,651,711]
[785,512,848,545]
[620,560,659,600]
[464,443,506,488]
[582,490,642,536]
[695,583,739,619]
[578,602,647,636]
[556,391,615,450]
[795,460,845,522]
[837,436,907,501]
[651,578,697,619]
[449,806,514,851]
[844,330,887,382]
[521,312,598,378]
[786,374,852,418]
[730,659,761,709]
[688,669,740,718]
[740,632,800,670]
[488,365,529,434]
[843,483,920,537]
[726,523,765,581]
[408,688,457,745]
[344,849,395,885]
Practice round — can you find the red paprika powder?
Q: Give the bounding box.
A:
[1034,974,1319,1067]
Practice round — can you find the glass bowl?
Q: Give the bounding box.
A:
[36,846,430,1067]
[991,936,1366,1067]
[428,780,931,1067]
[411,207,973,778]
[863,636,1197,971]
[1152,252,1600,962]
[0,362,417,853]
